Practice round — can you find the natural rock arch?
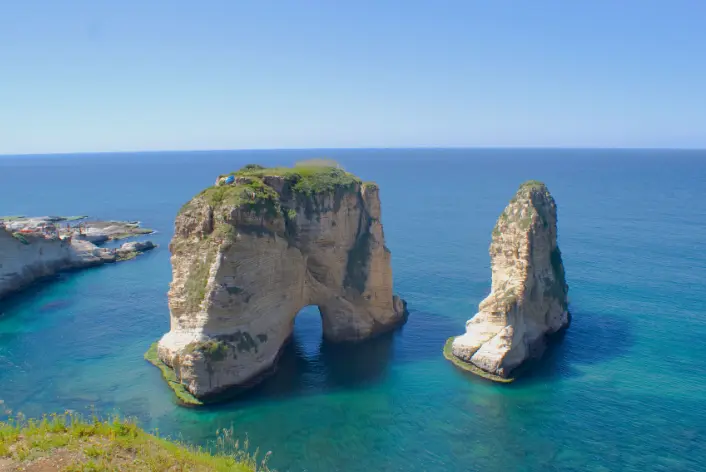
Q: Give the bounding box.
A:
[154,163,407,402]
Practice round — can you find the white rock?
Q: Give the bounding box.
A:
[157,173,407,398]
[451,181,570,379]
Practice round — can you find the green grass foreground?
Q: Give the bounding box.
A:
[443,337,514,383]
[0,412,272,471]
[144,343,204,406]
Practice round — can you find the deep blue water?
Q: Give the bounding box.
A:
[1,149,705,471]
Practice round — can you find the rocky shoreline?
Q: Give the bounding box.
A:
[443,337,514,383]
[0,216,156,300]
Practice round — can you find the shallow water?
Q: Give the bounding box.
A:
[1,149,705,471]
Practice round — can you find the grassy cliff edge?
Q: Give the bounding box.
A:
[0,412,271,471]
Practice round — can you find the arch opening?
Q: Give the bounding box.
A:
[235,304,399,401]
[292,305,324,359]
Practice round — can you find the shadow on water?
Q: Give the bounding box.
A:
[203,307,461,408]
[215,329,398,407]
[391,308,469,362]
[0,275,64,316]
[37,299,74,313]
[509,308,635,386]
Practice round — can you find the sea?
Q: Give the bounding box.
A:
[0,148,705,472]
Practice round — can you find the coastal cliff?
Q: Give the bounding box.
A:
[0,217,155,300]
[0,229,74,299]
[449,181,569,380]
[155,162,407,402]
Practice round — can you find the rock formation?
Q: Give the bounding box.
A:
[0,218,156,300]
[449,180,569,380]
[0,216,153,244]
[155,162,407,401]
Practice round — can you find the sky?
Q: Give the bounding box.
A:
[1,0,705,154]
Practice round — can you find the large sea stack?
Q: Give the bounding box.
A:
[154,162,407,403]
[448,180,569,380]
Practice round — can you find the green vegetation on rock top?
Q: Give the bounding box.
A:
[181,160,363,219]
[0,410,270,471]
[198,178,281,218]
[518,180,547,191]
[492,180,555,238]
[230,160,361,195]
[111,228,154,240]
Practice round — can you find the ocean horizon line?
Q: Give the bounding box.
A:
[1,145,705,158]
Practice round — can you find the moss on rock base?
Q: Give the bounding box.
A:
[442,337,514,383]
[115,251,138,262]
[144,343,204,406]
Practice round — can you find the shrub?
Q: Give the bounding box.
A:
[184,248,216,310]
[241,164,266,171]
[232,163,360,195]
[198,178,281,218]
[184,340,229,362]
[519,180,546,191]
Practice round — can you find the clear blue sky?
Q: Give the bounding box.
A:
[1,0,705,154]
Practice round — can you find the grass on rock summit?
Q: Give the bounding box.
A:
[518,179,547,191]
[493,180,554,236]
[181,160,365,218]
[228,159,361,195]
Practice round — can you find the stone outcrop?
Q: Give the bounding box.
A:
[0,230,75,299]
[115,240,156,261]
[1,216,154,244]
[155,163,407,401]
[0,219,156,300]
[450,181,569,380]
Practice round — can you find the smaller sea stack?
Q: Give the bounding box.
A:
[448,180,569,381]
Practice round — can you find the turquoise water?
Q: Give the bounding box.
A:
[1,149,705,471]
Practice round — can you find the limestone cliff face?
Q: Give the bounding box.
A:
[451,181,569,379]
[0,223,156,301]
[0,229,74,299]
[157,165,407,398]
